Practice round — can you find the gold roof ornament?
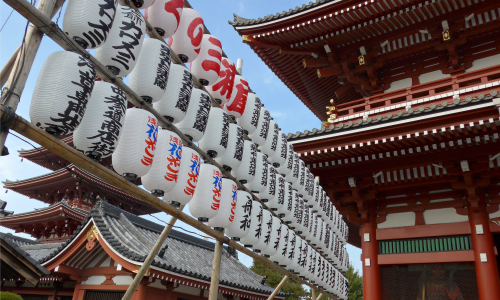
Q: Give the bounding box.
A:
[325,99,337,124]
[443,30,450,41]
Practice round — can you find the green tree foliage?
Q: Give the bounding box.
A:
[250,258,306,300]
[0,292,23,300]
[345,266,363,300]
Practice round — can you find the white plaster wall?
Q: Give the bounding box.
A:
[418,70,451,84]
[82,275,106,285]
[148,279,166,289]
[112,275,133,285]
[377,212,416,229]
[466,54,500,73]
[423,208,468,225]
[384,77,413,93]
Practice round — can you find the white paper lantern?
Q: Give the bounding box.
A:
[267,173,285,213]
[308,250,318,283]
[153,63,193,123]
[316,216,324,250]
[207,178,237,229]
[301,204,311,240]
[112,108,158,179]
[315,251,323,284]
[236,92,261,135]
[233,141,257,184]
[329,202,337,229]
[73,81,126,160]
[129,39,171,104]
[292,159,306,196]
[269,223,289,264]
[298,243,310,277]
[239,200,263,248]
[289,236,303,273]
[330,233,339,265]
[303,169,315,203]
[247,106,270,146]
[63,0,117,49]
[30,51,95,136]
[190,34,222,86]
[168,8,203,62]
[245,152,268,193]
[293,196,305,234]
[189,163,222,222]
[215,124,243,172]
[95,6,146,76]
[223,75,249,119]
[253,209,273,252]
[198,107,229,158]
[306,246,315,281]
[281,185,297,225]
[206,58,236,105]
[285,153,300,185]
[323,225,331,258]
[141,129,182,196]
[284,230,296,268]
[269,131,287,168]
[260,165,276,203]
[165,146,201,206]
[261,216,282,257]
[258,120,278,160]
[276,182,293,219]
[145,0,184,38]
[310,212,319,247]
[175,88,211,142]
[277,143,294,178]
[323,196,331,224]
[225,189,252,240]
[311,182,322,213]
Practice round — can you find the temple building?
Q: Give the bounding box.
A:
[232,0,500,299]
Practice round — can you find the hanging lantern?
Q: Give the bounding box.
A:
[239,200,263,248]
[129,39,171,104]
[30,51,95,136]
[289,236,303,274]
[267,173,285,213]
[223,75,249,119]
[276,182,293,219]
[214,124,244,172]
[260,165,276,203]
[236,92,261,135]
[198,107,229,158]
[112,108,158,180]
[244,152,268,193]
[277,143,294,178]
[189,162,222,222]
[303,169,314,204]
[164,146,201,207]
[258,120,279,160]
[329,202,337,229]
[292,159,306,196]
[225,189,252,240]
[269,223,289,265]
[269,131,287,168]
[305,244,314,281]
[175,88,211,142]
[141,129,183,196]
[298,243,310,277]
[300,204,311,240]
[323,195,331,224]
[190,34,222,86]
[145,0,184,38]
[282,189,298,226]
[261,216,282,257]
[153,63,193,123]
[316,216,324,251]
[168,8,203,63]
[331,232,340,265]
[206,58,236,105]
[292,195,305,234]
[323,225,331,259]
[73,81,126,160]
[285,153,300,186]
[308,250,317,283]
[311,182,322,213]
[247,106,270,146]
[207,178,238,229]
[283,230,296,268]
[62,0,117,49]
[233,141,257,184]
[253,209,273,252]
[95,6,146,76]
[310,212,319,246]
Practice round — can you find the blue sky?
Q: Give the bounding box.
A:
[0,0,362,274]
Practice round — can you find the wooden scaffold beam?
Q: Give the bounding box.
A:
[267,275,289,300]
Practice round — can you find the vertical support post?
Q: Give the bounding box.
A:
[209,228,224,300]
[267,275,288,300]
[468,199,500,300]
[121,205,185,300]
[311,289,316,300]
[0,0,57,153]
[361,205,381,300]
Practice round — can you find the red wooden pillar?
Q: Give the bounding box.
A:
[468,199,500,300]
[361,206,381,300]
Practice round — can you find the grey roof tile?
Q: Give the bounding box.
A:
[0,232,51,276]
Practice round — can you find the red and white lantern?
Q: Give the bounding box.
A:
[168,8,203,62]
[175,88,211,142]
[225,189,252,240]
[95,6,146,77]
[30,51,95,136]
[239,200,263,248]
[233,141,257,184]
[145,0,184,38]
[206,58,236,105]
[141,129,182,197]
[236,92,261,135]
[245,152,268,193]
[112,108,158,180]
[215,124,244,172]
[277,143,294,178]
[259,120,279,160]
[190,34,222,86]
[207,178,238,229]
[73,81,126,160]
[63,0,117,49]
[164,147,201,207]
[198,107,229,158]
[248,106,270,146]
[223,75,249,119]
[189,163,222,222]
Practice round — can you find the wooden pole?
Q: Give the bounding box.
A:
[316,293,323,300]
[121,205,185,300]
[208,229,224,300]
[312,289,316,300]
[267,275,289,300]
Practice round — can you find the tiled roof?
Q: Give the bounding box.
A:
[0,200,87,220]
[29,201,282,296]
[0,232,50,277]
[1,232,41,246]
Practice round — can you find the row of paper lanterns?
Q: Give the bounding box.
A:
[28,0,349,297]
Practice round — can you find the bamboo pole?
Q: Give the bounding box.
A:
[267,275,289,300]
[208,230,224,300]
[121,205,185,300]
[0,0,61,152]
[316,293,324,300]
[312,289,316,300]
